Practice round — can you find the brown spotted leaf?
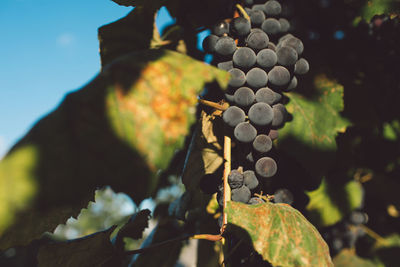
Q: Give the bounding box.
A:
[0,49,229,250]
[277,74,350,178]
[226,201,333,267]
[333,249,376,267]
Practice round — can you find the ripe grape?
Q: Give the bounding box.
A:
[231,17,251,37]
[256,49,277,69]
[246,30,269,51]
[248,197,264,205]
[283,76,297,92]
[279,18,290,33]
[273,91,282,103]
[250,10,265,27]
[264,0,282,16]
[225,93,235,103]
[222,106,246,127]
[271,103,287,128]
[228,68,246,87]
[212,21,229,36]
[279,36,304,55]
[252,134,272,153]
[268,129,279,140]
[202,34,219,53]
[244,0,254,7]
[228,170,244,189]
[231,185,251,203]
[294,58,310,75]
[255,87,275,105]
[273,188,294,204]
[217,60,233,71]
[248,102,273,126]
[255,157,277,178]
[349,211,368,225]
[246,67,268,89]
[234,122,258,143]
[276,46,298,66]
[243,170,259,190]
[215,36,237,56]
[233,47,257,69]
[252,4,265,13]
[268,66,291,86]
[262,18,281,36]
[234,87,255,107]
[267,42,276,51]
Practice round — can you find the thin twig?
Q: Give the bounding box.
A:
[358,225,388,245]
[199,99,227,111]
[222,135,232,232]
[236,4,250,21]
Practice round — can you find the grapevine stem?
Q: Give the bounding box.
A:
[235,4,250,21]
[125,234,223,255]
[359,225,389,245]
[198,99,228,111]
[222,135,232,233]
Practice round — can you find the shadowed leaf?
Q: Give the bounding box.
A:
[0,49,229,250]
[37,226,119,267]
[306,179,364,227]
[278,74,350,178]
[226,201,333,267]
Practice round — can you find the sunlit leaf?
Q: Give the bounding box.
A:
[333,249,376,267]
[0,49,228,250]
[226,201,333,267]
[306,179,364,227]
[277,74,350,178]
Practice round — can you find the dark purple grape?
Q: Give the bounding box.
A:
[228,68,246,87]
[255,87,275,105]
[349,211,368,225]
[234,87,255,107]
[248,102,273,126]
[243,170,259,190]
[279,36,304,55]
[276,46,298,66]
[222,106,246,127]
[253,134,272,153]
[264,0,282,16]
[250,10,265,27]
[212,21,229,36]
[246,68,268,89]
[262,18,281,36]
[202,34,219,53]
[234,122,257,143]
[273,91,282,103]
[273,188,294,205]
[279,18,290,32]
[228,170,244,189]
[217,60,233,71]
[268,42,277,51]
[248,197,264,205]
[255,157,277,178]
[256,49,277,69]
[283,76,297,92]
[246,30,269,50]
[294,58,310,75]
[231,185,251,203]
[252,4,265,13]
[244,0,254,7]
[225,93,235,103]
[233,47,257,69]
[268,66,291,86]
[268,129,279,140]
[230,17,251,37]
[215,36,237,56]
[271,103,287,128]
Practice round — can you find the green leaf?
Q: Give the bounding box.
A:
[333,249,376,267]
[306,178,364,227]
[0,49,229,250]
[277,74,350,178]
[361,0,399,21]
[37,226,119,267]
[373,234,400,267]
[226,201,333,267]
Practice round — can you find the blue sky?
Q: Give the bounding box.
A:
[0,1,179,159]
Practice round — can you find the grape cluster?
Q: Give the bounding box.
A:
[202,0,309,206]
[321,210,368,256]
